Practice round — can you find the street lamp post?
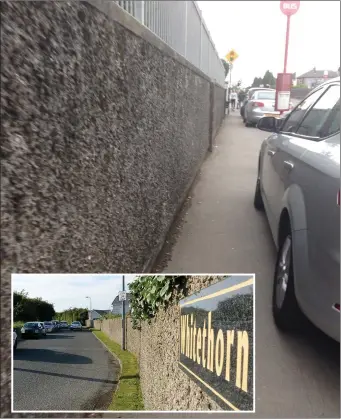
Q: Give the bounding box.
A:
[122,275,126,351]
[86,296,92,325]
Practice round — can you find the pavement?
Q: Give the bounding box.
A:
[148,112,340,418]
[13,328,120,412]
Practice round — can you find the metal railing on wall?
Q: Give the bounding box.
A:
[114,1,225,86]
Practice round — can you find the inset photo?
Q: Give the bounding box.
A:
[12,273,254,413]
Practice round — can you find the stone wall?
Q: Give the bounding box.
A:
[212,83,226,140]
[1,1,225,277]
[94,276,224,411]
[1,2,225,415]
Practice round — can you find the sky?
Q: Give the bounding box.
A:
[197,1,340,87]
[12,274,137,312]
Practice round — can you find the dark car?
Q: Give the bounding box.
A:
[21,322,44,339]
[59,321,69,329]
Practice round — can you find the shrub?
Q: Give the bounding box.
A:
[129,275,187,329]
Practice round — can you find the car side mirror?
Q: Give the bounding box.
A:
[257,116,279,132]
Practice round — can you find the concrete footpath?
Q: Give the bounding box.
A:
[103,114,339,417]
[153,113,338,418]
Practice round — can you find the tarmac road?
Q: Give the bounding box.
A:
[13,328,120,412]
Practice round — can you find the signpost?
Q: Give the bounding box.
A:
[121,276,126,350]
[179,275,254,411]
[276,1,300,113]
[225,49,239,112]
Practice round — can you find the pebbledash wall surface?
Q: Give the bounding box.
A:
[1,0,225,278]
[94,276,254,411]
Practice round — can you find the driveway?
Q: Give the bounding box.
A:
[13,329,120,411]
[151,113,340,418]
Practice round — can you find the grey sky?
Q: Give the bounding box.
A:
[12,274,137,312]
[198,1,340,86]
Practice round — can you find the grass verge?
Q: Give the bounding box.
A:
[92,329,144,411]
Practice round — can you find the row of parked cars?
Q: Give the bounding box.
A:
[13,320,83,349]
[251,78,340,342]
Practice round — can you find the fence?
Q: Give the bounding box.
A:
[115,1,225,86]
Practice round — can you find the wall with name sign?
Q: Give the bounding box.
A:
[94,275,254,411]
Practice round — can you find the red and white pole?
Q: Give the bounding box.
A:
[283,15,291,73]
[276,1,300,114]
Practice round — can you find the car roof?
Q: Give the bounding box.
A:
[249,87,274,91]
[311,77,340,92]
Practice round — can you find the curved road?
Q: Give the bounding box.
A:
[13,329,120,412]
[150,113,340,418]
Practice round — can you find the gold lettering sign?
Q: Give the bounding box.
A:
[178,276,254,411]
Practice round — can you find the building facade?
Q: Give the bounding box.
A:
[111,293,131,315]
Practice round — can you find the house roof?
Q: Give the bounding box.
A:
[298,68,339,79]
[92,309,111,316]
[111,293,132,305]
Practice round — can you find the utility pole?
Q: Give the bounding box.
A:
[122,275,126,351]
[86,296,92,326]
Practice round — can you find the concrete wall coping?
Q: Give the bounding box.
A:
[86,0,223,87]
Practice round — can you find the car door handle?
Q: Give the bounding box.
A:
[267,150,276,156]
[284,160,294,170]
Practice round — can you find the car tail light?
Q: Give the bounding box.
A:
[337,190,340,207]
[252,101,264,108]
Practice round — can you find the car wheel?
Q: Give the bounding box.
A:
[272,231,304,331]
[253,168,264,211]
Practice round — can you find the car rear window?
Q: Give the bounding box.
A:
[256,91,276,100]
[24,322,37,327]
[44,322,52,326]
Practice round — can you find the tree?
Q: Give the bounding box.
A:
[251,77,263,87]
[13,290,55,322]
[262,70,276,87]
[221,59,230,78]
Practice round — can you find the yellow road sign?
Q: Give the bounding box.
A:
[225,49,239,63]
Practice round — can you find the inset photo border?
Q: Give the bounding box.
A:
[11,273,255,414]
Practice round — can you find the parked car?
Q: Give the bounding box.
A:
[43,321,54,333]
[254,77,340,342]
[59,321,69,329]
[37,322,47,336]
[244,90,294,127]
[241,87,275,120]
[51,321,59,331]
[13,330,18,351]
[21,322,45,339]
[69,321,82,331]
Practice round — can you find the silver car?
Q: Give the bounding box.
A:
[241,87,275,121]
[244,90,281,126]
[254,77,340,342]
[69,321,82,331]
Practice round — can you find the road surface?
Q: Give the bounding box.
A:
[149,113,340,418]
[13,329,120,412]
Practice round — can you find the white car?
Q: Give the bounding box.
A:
[13,330,18,351]
[69,321,82,331]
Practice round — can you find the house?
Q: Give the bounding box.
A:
[296,68,339,88]
[88,309,111,320]
[111,293,131,315]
